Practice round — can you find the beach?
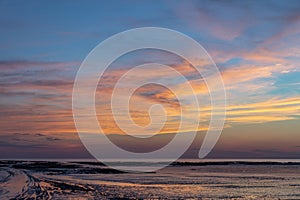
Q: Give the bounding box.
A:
[0,160,299,199]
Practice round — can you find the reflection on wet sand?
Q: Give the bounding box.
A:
[0,160,299,199]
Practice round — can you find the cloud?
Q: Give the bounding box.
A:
[0,133,62,148]
[0,53,298,140]
[216,97,300,124]
[92,55,300,134]
[0,133,90,159]
[0,60,78,71]
[174,1,251,41]
[261,7,300,46]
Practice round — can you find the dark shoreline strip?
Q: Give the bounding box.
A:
[170,161,300,166]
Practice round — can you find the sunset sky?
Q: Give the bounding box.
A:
[0,0,299,159]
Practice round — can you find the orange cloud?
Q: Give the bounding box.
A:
[209,97,300,124]
[92,59,300,135]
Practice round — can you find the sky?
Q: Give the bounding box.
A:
[0,0,300,159]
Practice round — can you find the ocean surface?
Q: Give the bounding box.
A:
[0,159,299,199]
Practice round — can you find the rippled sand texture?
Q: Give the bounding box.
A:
[0,161,299,199]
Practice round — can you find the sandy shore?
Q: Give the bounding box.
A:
[0,160,299,199]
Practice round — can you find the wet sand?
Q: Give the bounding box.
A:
[0,160,299,199]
